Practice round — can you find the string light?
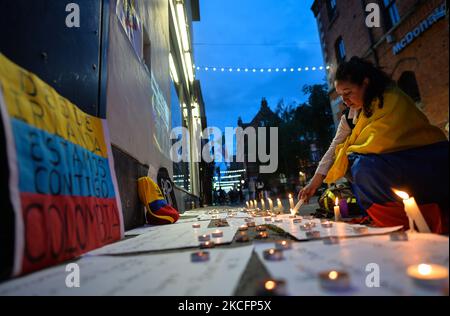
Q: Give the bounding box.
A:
[191,65,330,74]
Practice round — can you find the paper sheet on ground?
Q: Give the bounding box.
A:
[90,221,238,254]
[0,246,254,296]
[125,217,200,236]
[255,233,449,296]
[237,214,402,239]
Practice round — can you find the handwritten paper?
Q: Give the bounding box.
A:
[255,233,449,296]
[90,221,238,255]
[0,246,254,296]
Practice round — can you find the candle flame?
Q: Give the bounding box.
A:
[335,198,339,206]
[265,280,276,290]
[289,194,292,199]
[418,264,432,276]
[328,271,339,280]
[393,189,410,200]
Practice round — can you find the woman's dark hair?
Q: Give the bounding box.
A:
[335,56,393,117]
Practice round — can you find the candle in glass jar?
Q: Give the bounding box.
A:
[256,225,267,231]
[407,263,449,289]
[236,231,250,242]
[393,189,431,233]
[192,223,201,229]
[288,194,295,210]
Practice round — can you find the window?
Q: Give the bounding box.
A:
[335,36,346,64]
[326,0,337,21]
[383,0,400,29]
[398,71,422,106]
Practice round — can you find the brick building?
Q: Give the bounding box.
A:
[311,0,449,134]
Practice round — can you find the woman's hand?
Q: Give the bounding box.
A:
[298,174,325,203]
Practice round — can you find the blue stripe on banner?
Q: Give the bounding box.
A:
[149,199,167,211]
[12,118,116,198]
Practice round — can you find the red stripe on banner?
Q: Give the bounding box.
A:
[20,192,122,275]
[366,201,447,234]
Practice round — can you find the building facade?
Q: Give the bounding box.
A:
[0,0,210,231]
[311,0,449,134]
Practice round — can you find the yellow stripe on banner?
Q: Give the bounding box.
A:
[146,205,175,223]
[0,53,108,157]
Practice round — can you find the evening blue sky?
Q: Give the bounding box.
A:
[193,0,327,132]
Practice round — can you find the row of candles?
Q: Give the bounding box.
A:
[192,235,448,294]
[246,194,344,221]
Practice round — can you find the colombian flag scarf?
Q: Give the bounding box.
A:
[325,86,447,184]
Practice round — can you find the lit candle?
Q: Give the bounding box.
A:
[256,225,267,231]
[257,279,287,296]
[198,234,211,242]
[263,248,284,261]
[292,199,304,215]
[199,241,215,249]
[246,201,250,209]
[277,198,283,212]
[191,251,210,262]
[407,263,449,289]
[288,194,295,210]
[334,198,341,222]
[192,223,201,229]
[239,224,248,231]
[319,270,351,291]
[321,221,333,228]
[257,231,269,239]
[235,231,250,242]
[275,240,292,250]
[393,189,431,233]
[267,198,273,211]
[261,198,266,211]
[212,230,223,238]
[300,223,312,231]
[247,221,256,227]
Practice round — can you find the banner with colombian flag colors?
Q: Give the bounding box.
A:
[0,53,124,279]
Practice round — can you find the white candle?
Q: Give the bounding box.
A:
[288,194,294,210]
[292,199,304,215]
[407,263,448,288]
[277,198,283,212]
[394,190,431,233]
[254,200,258,209]
[245,201,250,209]
[268,198,273,211]
[260,198,266,211]
[334,198,341,222]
